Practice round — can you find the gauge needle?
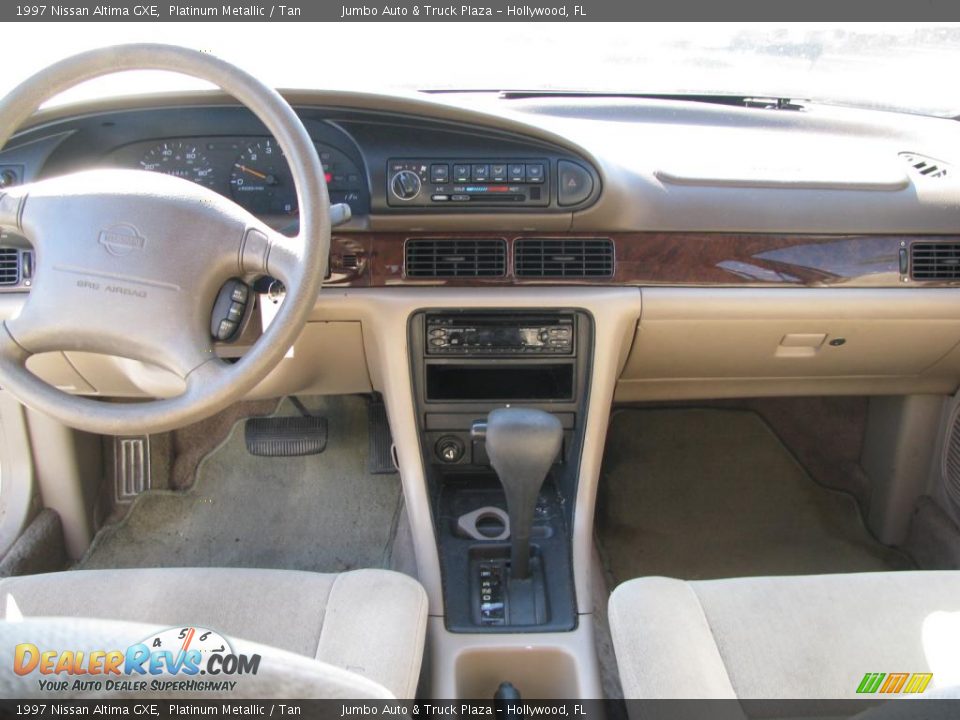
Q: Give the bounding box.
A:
[235,163,280,185]
[235,163,268,180]
[181,627,196,652]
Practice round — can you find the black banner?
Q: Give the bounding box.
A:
[3,0,960,22]
[2,699,960,720]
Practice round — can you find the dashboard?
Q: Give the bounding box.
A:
[1,90,959,294]
[3,88,960,405]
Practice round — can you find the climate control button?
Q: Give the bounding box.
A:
[390,170,422,201]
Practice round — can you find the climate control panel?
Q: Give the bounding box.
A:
[387,158,551,207]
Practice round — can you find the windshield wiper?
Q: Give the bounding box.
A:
[422,88,807,111]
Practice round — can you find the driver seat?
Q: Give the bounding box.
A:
[0,566,428,698]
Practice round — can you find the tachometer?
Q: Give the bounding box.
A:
[139,141,215,187]
[229,139,297,215]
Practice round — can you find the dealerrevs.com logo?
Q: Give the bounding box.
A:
[13,626,260,693]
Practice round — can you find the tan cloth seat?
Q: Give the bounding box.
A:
[0,567,428,698]
[609,571,960,700]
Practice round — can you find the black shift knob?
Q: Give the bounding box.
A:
[485,407,563,579]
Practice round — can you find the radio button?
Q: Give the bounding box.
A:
[525,164,545,183]
[508,164,526,182]
[453,164,471,182]
[472,164,490,182]
[491,164,507,181]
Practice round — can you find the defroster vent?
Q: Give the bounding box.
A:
[515,238,614,278]
[405,238,506,278]
[911,242,960,281]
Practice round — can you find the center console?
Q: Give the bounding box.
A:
[409,309,594,634]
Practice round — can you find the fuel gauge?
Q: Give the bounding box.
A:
[229,139,297,215]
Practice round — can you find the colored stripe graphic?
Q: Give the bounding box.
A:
[857,672,933,694]
[903,673,933,694]
[857,673,885,694]
[880,673,909,693]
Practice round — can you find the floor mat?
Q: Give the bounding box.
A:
[596,409,912,585]
[79,396,402,573]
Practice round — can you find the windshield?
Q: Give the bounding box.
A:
[4,22,960,117]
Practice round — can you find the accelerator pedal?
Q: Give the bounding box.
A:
[245,398,328,457]
[368,395,397,474]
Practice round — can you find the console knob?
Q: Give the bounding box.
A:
[390,170,422,201]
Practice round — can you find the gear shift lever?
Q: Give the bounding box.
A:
[482,408,563,579]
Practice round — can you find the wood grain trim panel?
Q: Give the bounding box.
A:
[323,232,960,288]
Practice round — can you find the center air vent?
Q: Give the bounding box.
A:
[911,242,960,281]
[515,238,614,278]
[0,248,21,286]
[405,238,506,278]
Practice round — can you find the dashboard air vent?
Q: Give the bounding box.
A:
[405,238,506,278]
[514,238,614,279]
[911,243,960,281]
[0,248,20,285]
[900,152,949,179]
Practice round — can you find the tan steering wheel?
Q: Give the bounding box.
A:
[0,44,330,435]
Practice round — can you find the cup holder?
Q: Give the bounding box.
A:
[456,506,510,541]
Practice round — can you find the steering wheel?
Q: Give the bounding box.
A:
[0,44,330,435]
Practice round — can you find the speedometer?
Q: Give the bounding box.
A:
[139,141,215,187]
[229,139,297,216]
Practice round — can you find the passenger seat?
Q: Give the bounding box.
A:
[608,572,960,699]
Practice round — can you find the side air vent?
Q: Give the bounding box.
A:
[0,248,20,285]
[900,152,949,179]
[911,243,960,281]
[405,238,506,278]
[515,238,614,278]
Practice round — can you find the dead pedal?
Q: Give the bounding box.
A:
[368,396,397,474]
[245,415,328,457]
[114,436,151,503]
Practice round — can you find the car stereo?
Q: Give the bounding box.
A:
[425,314,574,355]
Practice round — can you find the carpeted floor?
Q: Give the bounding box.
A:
[79,395,402,573]
[596,408,912,585]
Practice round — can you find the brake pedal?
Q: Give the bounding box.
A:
[368,396,397,474]
[245,415,328,457]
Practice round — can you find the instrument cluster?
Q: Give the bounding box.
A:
[108,136,368,218]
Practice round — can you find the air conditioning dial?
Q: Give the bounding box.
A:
[390,170,422,201]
